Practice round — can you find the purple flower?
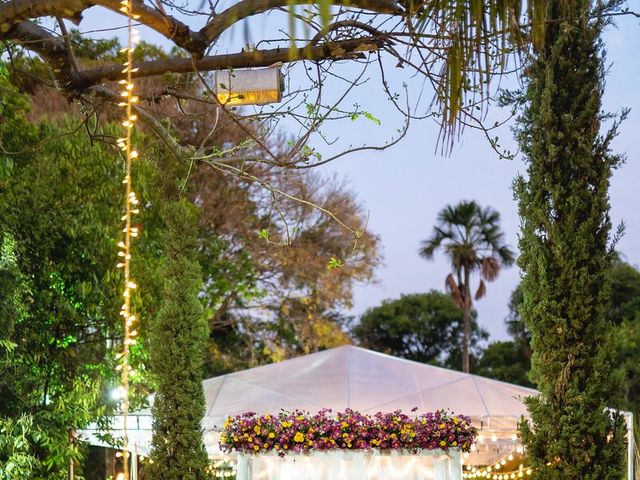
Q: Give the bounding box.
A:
[220,409,478,455]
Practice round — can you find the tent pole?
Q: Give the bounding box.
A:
[132,445,138,480]
[626,412,634,480]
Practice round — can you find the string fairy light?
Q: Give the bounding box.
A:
[463,446,534,479]
[114,1,141,479]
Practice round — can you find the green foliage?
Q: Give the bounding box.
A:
[0,415,41,479]
[148,201,210,480]
[66,29,121,61]
[514,3,626,477]
[484,258,640,389]
[476,285,532,386]
[608,256,640,325]
[353,291,488,369]
[0,71,169,478]
[350,111,382,126]
[610,315,640,418]
[607,260,640,419]
[0,234,25,340]
[476,341,532,387]
[0,75,122,478]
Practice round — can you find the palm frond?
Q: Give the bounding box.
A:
[445,273,464,308]
[481,256,501,281]
[475,278,487,300]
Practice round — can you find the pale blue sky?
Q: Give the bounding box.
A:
[317,15,640,340]
[77,7,640,341]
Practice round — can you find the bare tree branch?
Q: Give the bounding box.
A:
[75,35,384,90]
[6,20,78,87]
[0,0,207,54]
[0,0,87,28]
[200,0,403,44]
[94,0,207,54]
[88,85,194,160]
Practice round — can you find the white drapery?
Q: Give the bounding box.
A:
[236,450,462,480]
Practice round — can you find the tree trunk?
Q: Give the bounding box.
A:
[462,267,471,373]
[462,308,471,373]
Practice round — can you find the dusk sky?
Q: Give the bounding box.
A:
[316,14,640,340]
[79,8,640,341]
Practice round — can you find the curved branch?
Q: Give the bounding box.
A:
[200,0,404,44]
[6,21,78,88]
[93,0,207,54]
[309,20,382,45]
[0,0,207,54]
[0,0,87,28]
[88,85,194,160]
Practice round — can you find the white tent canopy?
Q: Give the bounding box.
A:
[202,345,536,430]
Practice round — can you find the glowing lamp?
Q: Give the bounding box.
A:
[213,67,284,106]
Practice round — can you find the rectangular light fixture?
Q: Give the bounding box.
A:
[213,67,283,106]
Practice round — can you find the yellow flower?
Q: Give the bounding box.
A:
[452,441,457,446]
[254,445,260,451]
[439,423,445,429]
[268,432,275,439]
[254,426,261,434]
[263,443,269,448]
[390,433,397,439]
[294,432,305,443]
[233,436,238,442]
[440,441,446,447]
[224,418,231,429]
[347,443,352,448]
[453,418,459,425]
[341,421,348,428]
[283,444,288,450]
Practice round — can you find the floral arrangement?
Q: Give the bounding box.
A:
[220,408,476,455]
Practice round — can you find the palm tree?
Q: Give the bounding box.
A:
[420,200,515,373]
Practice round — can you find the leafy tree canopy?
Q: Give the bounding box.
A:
[353,291,488,369]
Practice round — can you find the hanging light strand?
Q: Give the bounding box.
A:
[463,446,533,479]
[115,2,141,479]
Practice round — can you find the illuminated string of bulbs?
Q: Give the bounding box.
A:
[114,1,141,479]
[207,460,237,478]
[464,464,533,479]
[463,446,533,479]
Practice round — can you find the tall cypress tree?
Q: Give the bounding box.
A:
[515,1,626,478]
[148,200,210,479]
